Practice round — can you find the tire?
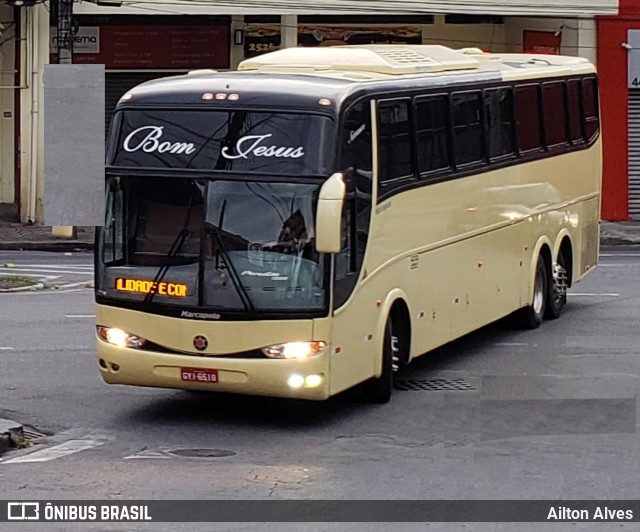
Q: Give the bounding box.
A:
[544,251,568,320]
[514,255,548,330]
[361,319,396,404]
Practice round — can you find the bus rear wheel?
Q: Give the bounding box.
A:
[545,251,568,320]
[361,318,398,404]
[515,254,548,330]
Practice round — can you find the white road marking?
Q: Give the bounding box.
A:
[0,267,92,275]
[0,347,15,350]
[599,253,640,257]
[495,343,528,346]
[124,449,174,460]
[0,272,59,279]
[66,314,95,318]
[568,293,620,297]
[2,438,107,464]
[10,264,93,269]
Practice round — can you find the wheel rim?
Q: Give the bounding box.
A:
[551,261,568,306]
[533,266,545,314]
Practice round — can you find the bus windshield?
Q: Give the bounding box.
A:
[97,176,327,315]
[109,110,333,175]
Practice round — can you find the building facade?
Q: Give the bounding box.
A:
[0,1,618,223]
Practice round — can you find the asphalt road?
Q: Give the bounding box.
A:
[0,250,94,287]
[0,249,639,530]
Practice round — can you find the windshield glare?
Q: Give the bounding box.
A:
[98,176,327,315]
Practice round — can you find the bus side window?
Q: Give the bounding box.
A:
[567,79,584,145]
[582,77,599,142]
[451,91,484,167]
[542,81,569,149]
[416,95,451,175]
[103,178,124,264]
[514,84,543,154]
[377,99,414,186]
[484,88,515,160]
[335,101,373,309]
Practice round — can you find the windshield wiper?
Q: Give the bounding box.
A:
[207,200,257,317]
[142,228,190,306]
[143,194,195,306]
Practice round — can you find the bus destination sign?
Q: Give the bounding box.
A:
[115,278,188,298]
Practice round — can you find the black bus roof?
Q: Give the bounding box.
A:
[117,45,596,114]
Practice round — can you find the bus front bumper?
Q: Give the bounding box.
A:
[96,340,331,400]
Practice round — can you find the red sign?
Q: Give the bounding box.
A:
[181,368,219,383]
[71,25,230,69]
[523,30,561,55]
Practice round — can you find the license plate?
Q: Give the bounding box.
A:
[181,367,218,383]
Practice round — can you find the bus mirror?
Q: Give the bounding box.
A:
[315,172,346,254]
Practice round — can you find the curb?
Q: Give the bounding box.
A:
[0,241,94,252]
[0,282,44,293]
[0,418,23,455]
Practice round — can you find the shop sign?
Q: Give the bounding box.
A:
[244,25,422,59]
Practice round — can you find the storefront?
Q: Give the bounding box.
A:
[598,0,640,220]
[0,2,16,208]
[51,15,231,137]
[5,1,619,224]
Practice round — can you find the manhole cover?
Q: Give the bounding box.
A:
[394,378,476,391]
[169,448,236,458]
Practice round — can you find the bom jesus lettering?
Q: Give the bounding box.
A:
[221,134,305,160]
[123,126,197,155]
[122,126,305,160]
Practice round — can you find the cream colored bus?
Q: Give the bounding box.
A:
[96,45,601,403]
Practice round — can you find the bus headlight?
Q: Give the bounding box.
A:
[261,341,326,360]
[97,326,147,349]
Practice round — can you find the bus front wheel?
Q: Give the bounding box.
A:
[361,318,396,404]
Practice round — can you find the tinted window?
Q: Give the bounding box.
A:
[340,100,372,175]
[582,77,599,141]
[515,85,542,153]
[567,80,583,143]
[451,91,484,166]
[416,96,451,174]
[543,82,568,147]
[377,100,414,183]
[485,88,515,159]
[111,110,333,175]
[335,101,373,308]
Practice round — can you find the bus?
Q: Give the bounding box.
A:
[96,45,601,403]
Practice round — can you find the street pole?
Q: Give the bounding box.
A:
[56,0,74,64]
[51,0,77,239]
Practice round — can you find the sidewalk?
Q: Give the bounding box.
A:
[0,203,638,251]
[0,203,94,252]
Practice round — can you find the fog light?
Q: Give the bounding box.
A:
[304,374,323,388]
[287,375,305,389]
